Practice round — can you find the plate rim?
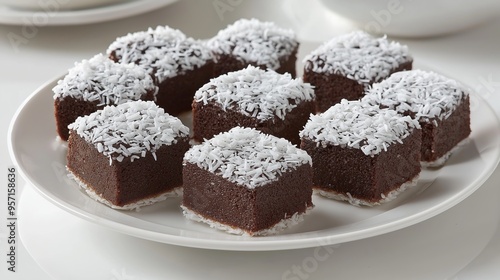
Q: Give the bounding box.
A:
[0,0,178,26]
[8,69,500,251]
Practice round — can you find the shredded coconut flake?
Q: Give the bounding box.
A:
[303,31,412,84]
[68,101,189,163]
[194,65,314,121]
[207,18,298,70]
[184,127,311,188]
[362,69,469,122]
[107,25,212,83]
[52,54,157,106]
[300,99,420,156]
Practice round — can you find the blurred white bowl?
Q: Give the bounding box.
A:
[0,0,124,10]
[317,0,500,37]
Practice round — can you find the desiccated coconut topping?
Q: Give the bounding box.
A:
[68,101,189,164]
[207,18,298,70]
[184,127,311,188]
[52,53,157,106]
[107,25,212,83]
[194,65,315,121]
[300,99,420,156]
[303,31,412,84]
[362,69,469,122]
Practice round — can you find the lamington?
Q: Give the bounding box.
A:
[182,127,313,236]
[66,101,190,210]
[303,31,412,112]
[192,65,315,145]
[207,18,299,77]
[53,53,157,141]
[300,99,421,206]
[362,69,471,167]
[107,26,214,115]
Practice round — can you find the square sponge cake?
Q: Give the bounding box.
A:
[107,26,214,116]
[192,65,315,145]
[300,99,421,206]
[182,127,313,236]
[53,54,158,141]
[362,70,471,167]
[302,31,412,113]
[66,100,190,210]
[207,18,299,77]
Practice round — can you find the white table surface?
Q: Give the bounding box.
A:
[1,0,499,279]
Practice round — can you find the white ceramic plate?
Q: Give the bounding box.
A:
[8,70,500,251]
[17,178,500,279]
[0,0,177,26]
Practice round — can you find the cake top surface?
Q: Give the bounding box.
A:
[68,101,189,163]
[52,54,157,105]
[184,127,312,188]
[300,99,420,156]
[193,65,315,121]
[107,25,212,82]
[207,18,298,70]
[362,70,469,122]
[303,31,412,84]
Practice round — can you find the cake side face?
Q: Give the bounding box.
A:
[67,133,189,208]
[300,99,420,157]
[363,69,471,165]
[301,130,421,205]
[303,31,412,84]
[207,18,299,75]
[192,65,315,143]
[184,127,312,188]
[67,132,120,204]
[156,60,215,115]
[192,99,314,145]
[66,101,190,208]
[304,61,412,113]
[53,54,158,140]
[182,162,313,235]
[303,71,366,113]
[420,96,471,165]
